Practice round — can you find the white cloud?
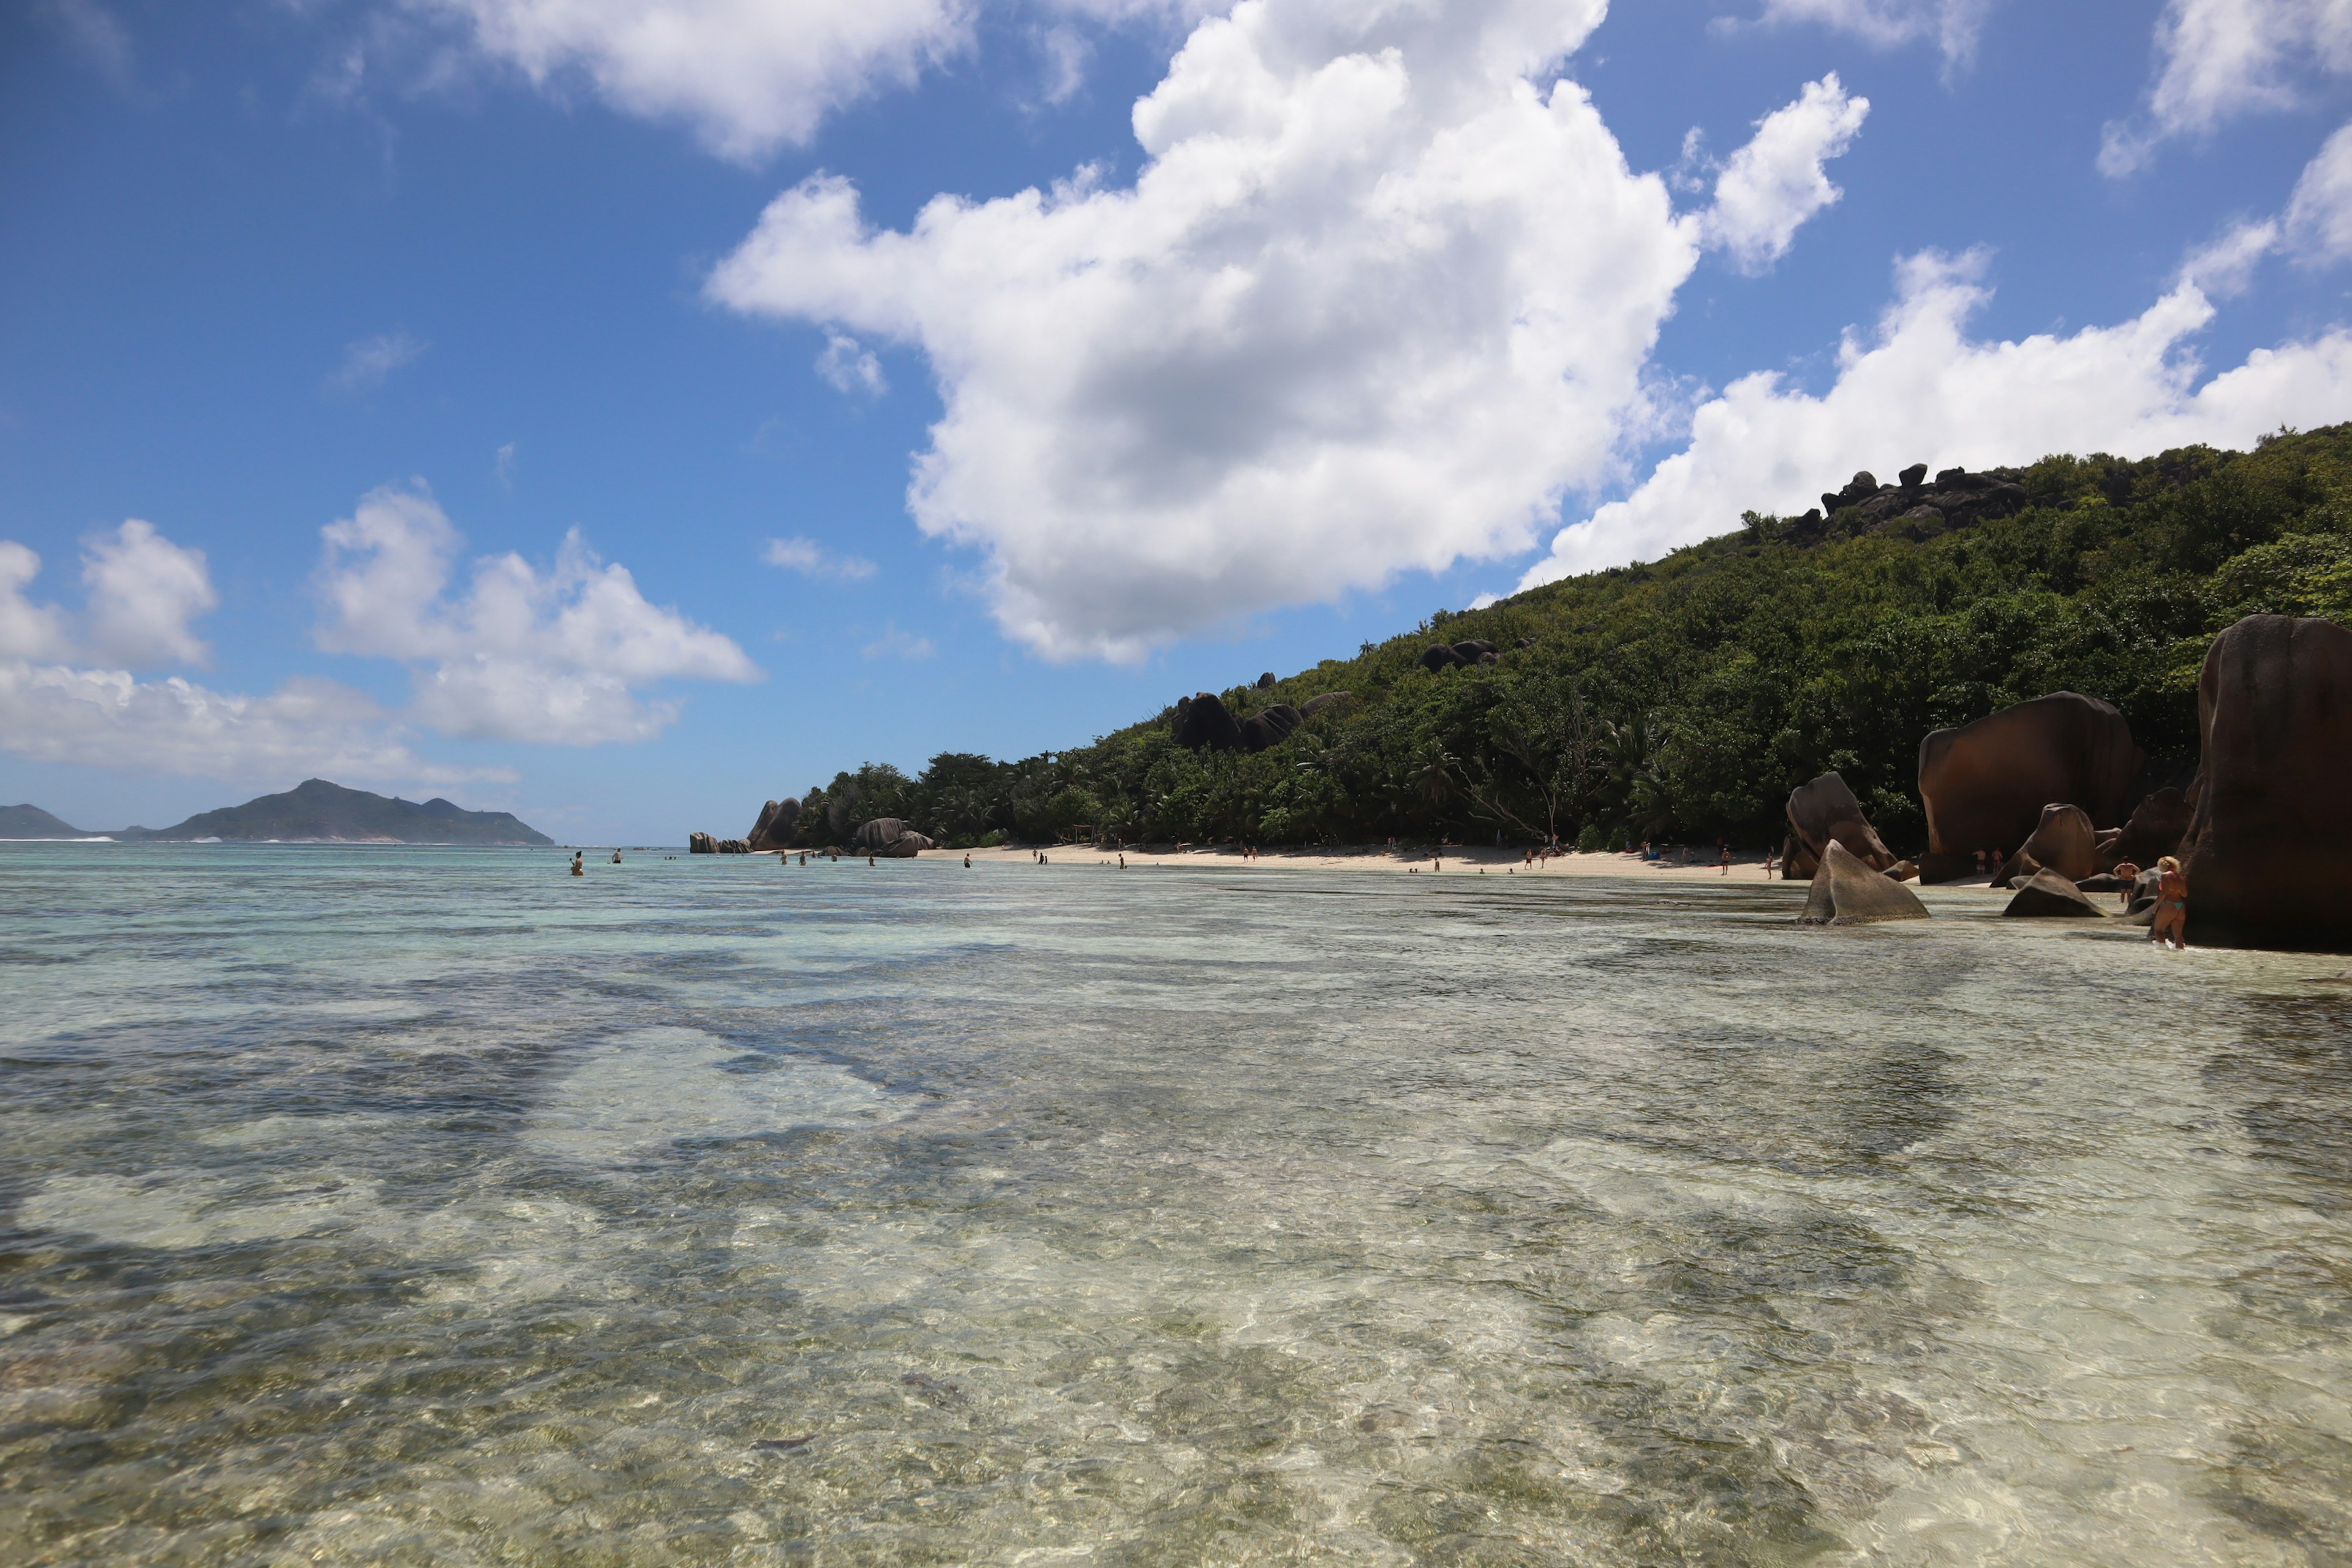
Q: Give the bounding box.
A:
[413,0,973,160]
[2103,0,2352,174]
[1519,250,2352,584]
[2180,217,2282,296]
[2286,119,2352,259]
[410,1,1226,157]
[0,543,74,662]
[815,331,888,396]
[0,663,500,788]
[711,0,1708,661]
[1738,0,1991,64]
[82,519,217,668]
[315,484,761,744]
[763,536,879,579]
[861,625,936,658]
[0,522,217,669]
[1700,74,1869,273]
[496,440,518,488]
[326,330,428,394]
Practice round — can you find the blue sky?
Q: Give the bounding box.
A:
[6,0,2352,842]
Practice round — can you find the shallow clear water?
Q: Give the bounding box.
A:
[2,845,2350,1566]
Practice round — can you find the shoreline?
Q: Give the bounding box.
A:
[773,841,2018,889]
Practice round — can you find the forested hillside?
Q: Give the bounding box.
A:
[784,426,2352,853]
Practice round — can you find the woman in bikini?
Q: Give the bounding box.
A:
[2150,856,2188,950]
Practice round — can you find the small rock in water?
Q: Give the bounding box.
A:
[2003,868,2106,918]
[901,1372,968,1407]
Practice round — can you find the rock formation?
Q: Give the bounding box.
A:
[854,818,937,857]
[1916,692,2143,881]
[2105,786,2193,870]
[2180,614,2352,948]
[1784,771,1899,875]
[747,797,802,851]
[1803,464,2031,541]
[1796,841,1931,925]
[1174,690,1351,753]
[717,839,750,854]
[1993,802,2100,886]
[1257,673,1277,689]
[1419,639,1499,672]
[689,831,717,854]
[2002,868,2105,918]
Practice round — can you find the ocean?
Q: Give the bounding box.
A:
[2,843,2348,1566]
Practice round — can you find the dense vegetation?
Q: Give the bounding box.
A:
[782,426,2352,854]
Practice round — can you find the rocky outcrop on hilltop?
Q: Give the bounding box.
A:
[1174,690,1351,753]
[1792,464,2031,541]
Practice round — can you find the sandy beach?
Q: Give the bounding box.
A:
[767,840,2018,890]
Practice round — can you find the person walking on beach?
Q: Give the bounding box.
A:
[1718,840,1730,875]
[2150,856,2189,949]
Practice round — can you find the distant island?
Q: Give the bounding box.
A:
[0,778,552,845]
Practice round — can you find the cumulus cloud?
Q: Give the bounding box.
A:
[815,331,888,396]
[1738,0,1991,64]
[410,0,1227,157]
[82,519,217,668]
[2103,0,2352,173]
[1519,250,2352,584]
[2286,120,2352,260]
[315,484,761,743]
[1700,74,1869,273]
[712,0,1721,660]
[413,0,972,160]
[763,536,879,579]
[0,664,499,788]
[0,543,74,662]
[0,522,217,668]
[326,330,428,394]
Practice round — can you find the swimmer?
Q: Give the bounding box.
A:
[2150,856,2188,949]
[612,850,622,864]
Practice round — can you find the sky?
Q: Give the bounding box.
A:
[6,0,2352,843]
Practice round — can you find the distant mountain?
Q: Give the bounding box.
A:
[121,779,552,845]
[0,804,99,839]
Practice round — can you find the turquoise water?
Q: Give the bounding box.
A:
[2,844,2349,1566]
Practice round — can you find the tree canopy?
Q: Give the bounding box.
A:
[774,426,2352,853]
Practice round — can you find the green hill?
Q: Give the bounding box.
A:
[0,804,98,839]
[769,426,2352,852]
[127,779,552,845]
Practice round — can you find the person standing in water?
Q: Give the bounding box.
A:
[570,852,584,876]
[2150,856,2189,949]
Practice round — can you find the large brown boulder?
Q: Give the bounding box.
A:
[2105,786,2192,870]
[2002,868,2105,918]
[1916,693,2143,881]
[1994,802,2099,886]
[1784,771,1898,873]
[747,797,802,851]
[1797,841,1931,925]
[2181,614,2352,948]
[854,818,937,858]
[689,831,717,854]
